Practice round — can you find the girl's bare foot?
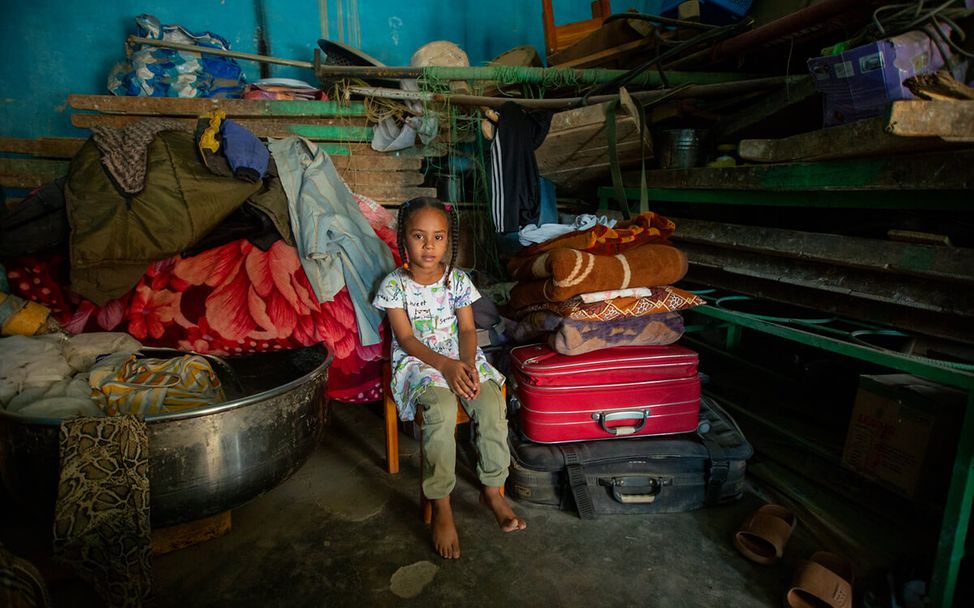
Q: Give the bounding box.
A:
[480,487,527,532]
[431,497,460,559]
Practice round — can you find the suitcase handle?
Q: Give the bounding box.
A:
[591,410,648,436]
[598,476,667,504]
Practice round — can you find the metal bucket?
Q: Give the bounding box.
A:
[655,128,711,169]
[0,345,331,527]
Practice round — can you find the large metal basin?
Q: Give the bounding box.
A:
[0,345,331,527]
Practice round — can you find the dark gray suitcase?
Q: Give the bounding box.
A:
[507,395,752,518]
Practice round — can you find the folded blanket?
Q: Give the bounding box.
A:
[508,244,688,310]
[521,211,676,256]
[516,286,705,321]
[513,311,684,356]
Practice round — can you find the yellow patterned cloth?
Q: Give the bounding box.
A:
[89,354,225,416]
[0,292,59,336]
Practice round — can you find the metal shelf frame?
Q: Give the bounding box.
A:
[685,301,974,606]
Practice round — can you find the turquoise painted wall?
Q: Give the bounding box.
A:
[0,1,662,138]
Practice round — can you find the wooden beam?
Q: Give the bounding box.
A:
[71,114,372,141]
[339,171,425,187]
[151,511,231,555]
[553,38,656,70]
[717,76,817,139]
[738,116,959,163]
[0,158,69,188]
[623,149,974,191]
[0,137,85,158]
[330,155,422,171]
[886,100,974,141]
[685,266,974,344]
[355,186,437,204]
[671,217,974,283]
[69,94,367,117]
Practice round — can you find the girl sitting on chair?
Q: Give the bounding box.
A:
[372,197,526,559]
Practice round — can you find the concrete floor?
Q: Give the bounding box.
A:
[3,402,817,607]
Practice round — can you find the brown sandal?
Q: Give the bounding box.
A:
[734,504,797,565]
[785,551,853,608]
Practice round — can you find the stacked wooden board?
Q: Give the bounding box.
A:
[1,94,436,207]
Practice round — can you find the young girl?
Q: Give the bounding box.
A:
[372,197,526,559]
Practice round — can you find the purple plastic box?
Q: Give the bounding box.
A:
[807,27,959,126]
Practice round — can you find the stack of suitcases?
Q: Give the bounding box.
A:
[507,343,753,518]
[503,212,752,519]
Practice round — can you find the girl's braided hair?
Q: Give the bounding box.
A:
[395,197,460,319]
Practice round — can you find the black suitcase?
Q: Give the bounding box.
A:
[507,395,752,518]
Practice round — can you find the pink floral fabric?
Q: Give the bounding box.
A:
[5,195,402,404]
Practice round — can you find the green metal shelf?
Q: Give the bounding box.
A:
[684,301,974,607]
[597,186,972,209]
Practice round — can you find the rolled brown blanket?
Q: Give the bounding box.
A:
[509,244,688,310]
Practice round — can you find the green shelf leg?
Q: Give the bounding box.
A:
[725,323,743,351]
[930,389,974,607]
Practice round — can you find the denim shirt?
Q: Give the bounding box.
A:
[269,137,394,347]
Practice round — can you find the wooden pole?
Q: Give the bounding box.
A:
[347,76,806,109]
[128,36,314,69]
[318,64,750,87]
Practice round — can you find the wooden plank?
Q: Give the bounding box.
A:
[538,117,641,174]
[151,511,231,555]
[886,100,974,141]
[554,37,655,70]
[541,141,645,188]
[0,137,85,158]
[360,186,437,205]
[717,76,817,138]
[549,102,609,132]
[539,115,647,188]
[0,158,69,188]
[69,94,367,117]
[357,185,437,200]
[317,142,441,158]
[679,241,974,316]
[331,155,422,171]
[541,137,643,168]
[685,266,974,344]
[623,149,974,191]
[71,114,371,141]
[671,216,974,283]
[738,115,957,163]
[339,170,425,187]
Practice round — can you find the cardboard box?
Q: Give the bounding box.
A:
[807,26,961,126]
[842,374,965,498]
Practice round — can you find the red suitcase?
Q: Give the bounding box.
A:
[510,344,701,444]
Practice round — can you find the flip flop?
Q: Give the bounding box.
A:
[734,504,797,565]
[785,551,854,608]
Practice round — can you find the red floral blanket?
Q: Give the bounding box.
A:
[5,195,400,404]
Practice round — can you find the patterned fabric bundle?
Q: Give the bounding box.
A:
[521,211,676,256]
[53,416,151,607]
[89,354,225,416]
[513,310,684,356]
[516,286,705,321]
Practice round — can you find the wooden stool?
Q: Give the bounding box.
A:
[382,363,504,523]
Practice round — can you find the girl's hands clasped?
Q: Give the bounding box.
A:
[441,359,480,401]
